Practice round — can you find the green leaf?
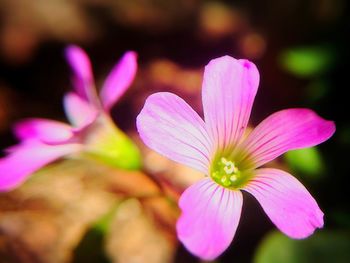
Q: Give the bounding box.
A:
[330,210,350,228]
[279,46,334,77]
[254,232,299,263]
[93,202,121,234]
[305,79,329,102]
[284,147,324,179]
[72,227,110,263]
[72,202,123,263]
[254,231,350,263]
[338,125,350,145]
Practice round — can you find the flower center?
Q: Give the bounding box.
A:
[210,156,251,189]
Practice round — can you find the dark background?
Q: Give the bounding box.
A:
[1,1,349,262]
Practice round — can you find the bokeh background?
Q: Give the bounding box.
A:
[1,0,349,262]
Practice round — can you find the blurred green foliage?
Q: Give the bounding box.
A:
[331,211,350,228]
[93,203,121,234]
[305,79,329,102]
[73,227,110,263]
[254,231,350,263]
[338,126,350,145]
[280,46,334,77]
[72,205,120,263]
[284,147,324,179]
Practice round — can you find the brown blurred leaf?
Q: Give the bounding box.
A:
[105,199,177,263]
[198,2,242,39]
[106,169,161,197]
[147,59,202,95]
[108,0,197,32]
[0,0,94,63]
[0,159,121,262]
[141,146,204,192]
[142,196,179,242]
[0,157,181,263]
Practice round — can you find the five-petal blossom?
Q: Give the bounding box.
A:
[0,45,138,191]
[136,56,335,260]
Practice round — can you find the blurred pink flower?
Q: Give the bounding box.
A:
[136,56,335,260]
[0,45,137,191]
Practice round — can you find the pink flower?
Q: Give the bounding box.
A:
[136,56,335,260]
[0,45,137,191]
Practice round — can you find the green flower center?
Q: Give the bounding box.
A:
[210,156,252,189]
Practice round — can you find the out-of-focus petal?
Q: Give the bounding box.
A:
[13,118,73,144]
[100,51,137,111]
[177,178,243,260]
[65,45,99,105]
[137,92,212,174]
[240,108,335,168]
[0,141,81,191]
[63,92,98,128]
[244,168,324,239]
[202,56,259,151]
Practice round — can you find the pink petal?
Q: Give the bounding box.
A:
[63,92,98,128]
[13,118,73,144]
[177,178,243,260]
[65,45,99,105]
[243,168,324,239]
[202,56,259,151]
[137,92,212,174]
[240,108,335,168]
[100,51,137,111]
[0,141,81,191]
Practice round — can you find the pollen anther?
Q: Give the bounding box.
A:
[230,175,237,182]
[221,157,237,175]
